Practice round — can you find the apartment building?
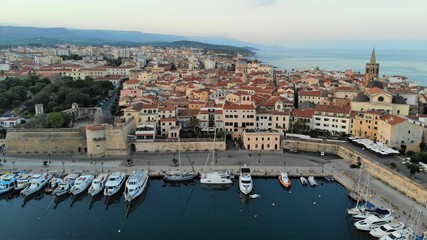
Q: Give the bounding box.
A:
[312,104,351,135]
[223,102,256,139]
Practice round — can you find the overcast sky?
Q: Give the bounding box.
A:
[1,0,426,49]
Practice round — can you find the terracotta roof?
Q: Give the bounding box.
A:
[380,114,406,125]
[314,104,351,114]
[291,109,315,118]
[299,90,325,97]
[160,118,176,122]
[366,87,385,95]
[124,79,140,84]
[86,124,105,131]
[223,102,255,110]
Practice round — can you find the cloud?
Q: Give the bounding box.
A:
[249,0,279,6]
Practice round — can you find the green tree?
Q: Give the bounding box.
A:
[47,112,64,128]
[188,116,200,134]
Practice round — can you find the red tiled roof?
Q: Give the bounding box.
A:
[314,104,351,114]
[292,109,315,118]
[380,114,406,125]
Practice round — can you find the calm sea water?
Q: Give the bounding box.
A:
[255,49,427,86]
[0,179,372,240]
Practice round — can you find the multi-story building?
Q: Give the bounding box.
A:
[349,110,384,140]
[312,104,351,135]
[242,129,281,151]
[298,90,329,105]
[223,102,256,139]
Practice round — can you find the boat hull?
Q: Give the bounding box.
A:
[163,172,195,182]
[278,176,291,188]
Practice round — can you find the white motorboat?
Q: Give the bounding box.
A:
[354,214,393,231]
[14,174,32,191]
[300,176,308,185]
[88,174,108,196]
[21,173,53,197]
[249,194,261,199]
[379,228,415,240]
[352,208,392,221]
[53,173,80,197]
[278,171,291,188]
[163,136,196,182]
[70,175,94,196]
[124,170,148,202]
[370,222,405,238]
[200,133,233,185]
[308,176,317,186]
[0,173,17,194]
[104,172,126,197]
[239,164,253,195]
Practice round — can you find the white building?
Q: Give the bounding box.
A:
[312,105,351,135]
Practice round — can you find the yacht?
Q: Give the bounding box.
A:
[124,170,148,202]
[0,173,17,194]
[21,173,53,197]
[352,208,392,221]
[88,174,108,196]
[278,171,291,189]
[239,164,253,195]
[354,214,393,231]
[14,174,32,191]
[200,134,233,185]
[53,173,80,197]
[300,176,308,185]
[163,137,196,182]
[104,172,126,197]
[45,177,61,194]
[379,228,415,240]
[70,175,94,196]
[370,222,405,238]
[308,176,318,186]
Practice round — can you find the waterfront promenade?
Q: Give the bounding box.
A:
[1,149,427,234]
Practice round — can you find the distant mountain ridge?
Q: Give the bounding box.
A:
[0,25,264,54]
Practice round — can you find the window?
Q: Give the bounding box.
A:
[378,96,384,102]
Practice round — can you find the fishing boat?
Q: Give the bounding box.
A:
[278,171,291,189]
[200,133,233,185]
[163,136,196,182]
[0,173,17,194]
[239,164,253,195]
[70,175,94,196]
[53,173,80,197]
[21,173,53,197]
[45,177,61,194]
[14,173,32,191]
[124,170,148,202]
[300,176,308,185]
[370,222,405,238]
[88,174,108,196]
[104,172,126,197]
[307,176,317,186]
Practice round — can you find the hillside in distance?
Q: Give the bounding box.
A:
[0,25,257,55]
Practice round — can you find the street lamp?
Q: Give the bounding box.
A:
[148,161,150,173]
[61,161,65,173]
[12,161,15,170]
[48,154,51,163]
[101,161,104,173]
[258,153,261,164]
[2,151,5,163]
[90,154,93,164]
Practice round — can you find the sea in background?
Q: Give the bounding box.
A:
[0,179,373,240]
[254,49,427,86]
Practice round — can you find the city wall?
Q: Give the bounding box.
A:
[283,139,427,206]
[133,141,226,152]
[5,128,86,154]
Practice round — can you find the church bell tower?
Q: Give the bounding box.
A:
[364,48,380,87]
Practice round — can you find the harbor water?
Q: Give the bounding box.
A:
[0,178,373,240]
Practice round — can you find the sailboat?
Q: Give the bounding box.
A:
[163,134,196,182]
[200,131,233,185]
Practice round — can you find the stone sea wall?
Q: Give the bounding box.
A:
[283,139,427,206]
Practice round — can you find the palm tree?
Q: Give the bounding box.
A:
[188,116,200,136]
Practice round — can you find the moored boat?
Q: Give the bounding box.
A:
[0,173,17,194]
[14,174,32,191]
[300,176,308,185]
[45,177,61,194]
[124,170,148,202]
[53,173,80,197]
[88,174,108,196]
[200,171,233,185]
[70,175,94,196]
[308,176,317,186]
[239,164,253,195]
[278,171,291,189]
[104,172,126,197]
[21,173,53,197]
[370,222,405,238]
[354,214,393,231]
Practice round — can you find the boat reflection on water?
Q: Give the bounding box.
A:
[21,187,46,207]
[70,192,88,207]
[88,193,103,210]
[239,192,250,204]
[162,179,196,188]
[125,188,148,218]
[104,184,125,210]
[53,194,70,209]
[0,189,21,201]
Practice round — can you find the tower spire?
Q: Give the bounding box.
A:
[370,48,376,64]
